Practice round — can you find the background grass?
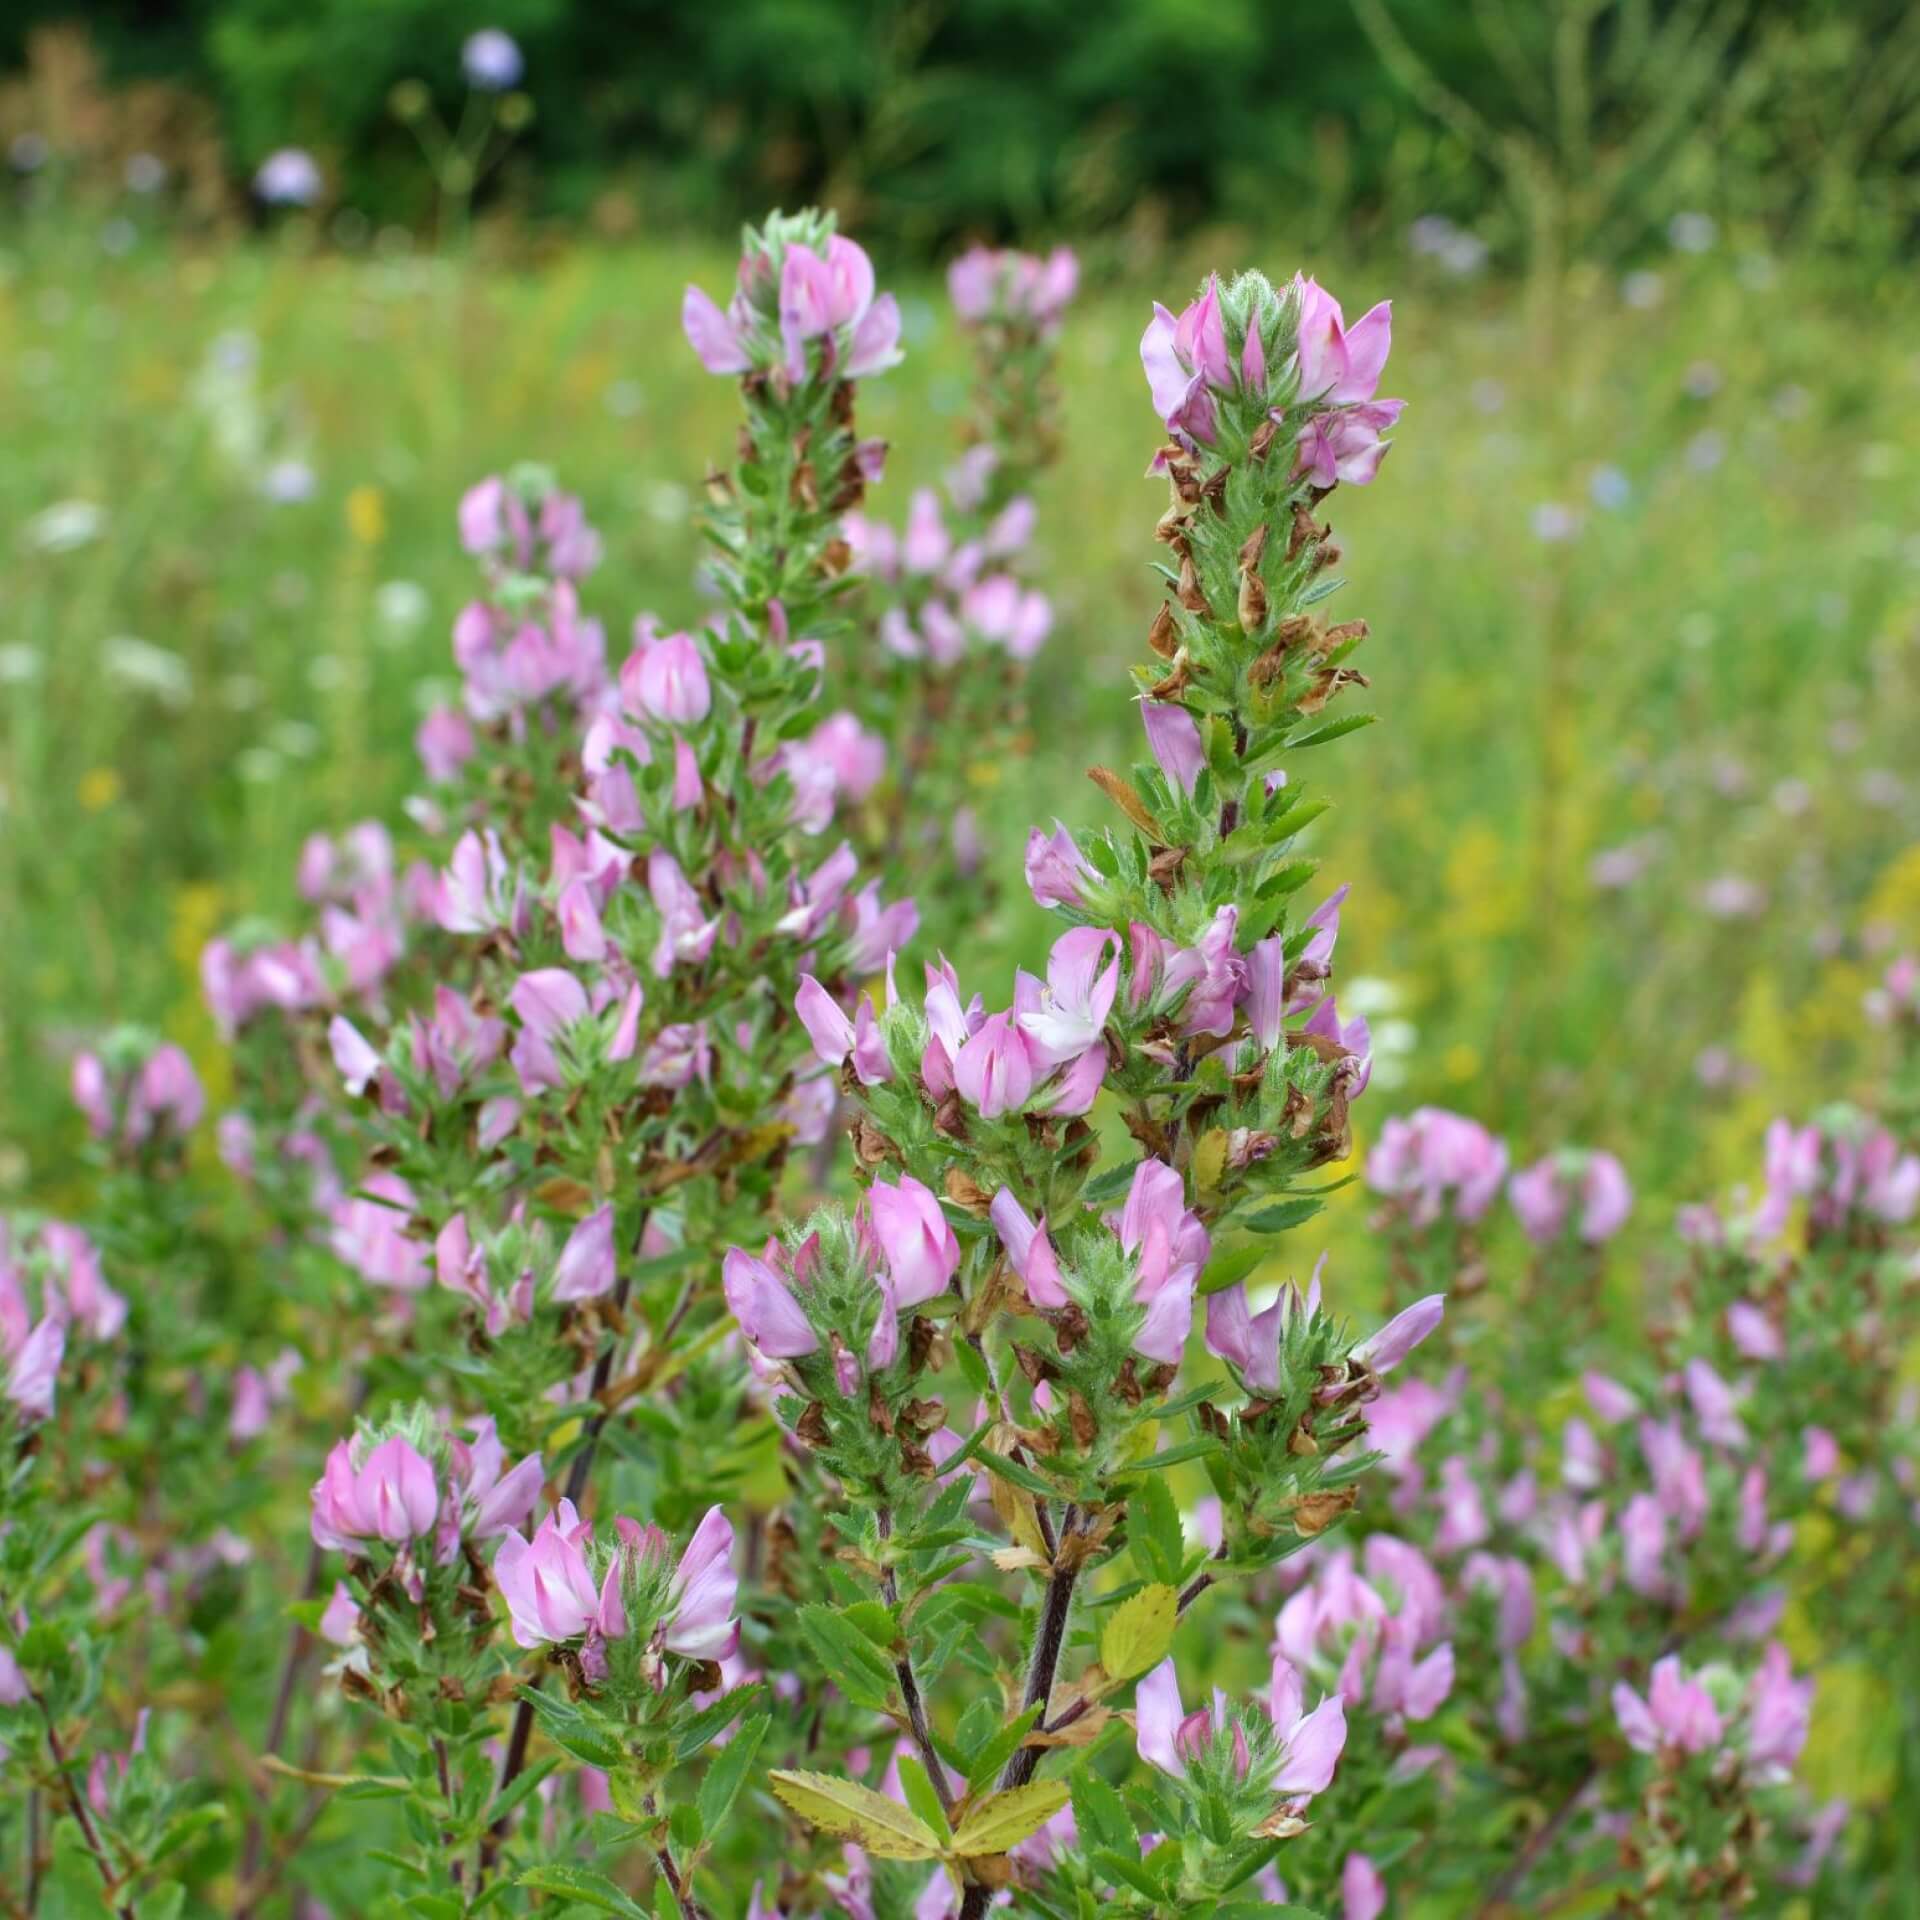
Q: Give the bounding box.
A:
[3,225,1918,1259]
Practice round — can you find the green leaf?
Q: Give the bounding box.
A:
[949,1779,1072,1857]
[766,1770,944,1860]
[840,1600,898,1648]
[1197,1242,1273,1296]
[796,1604,897,1712]
[964,1704,1044,1794]
[1285,712,1376,752]
[696,1712,768,1837]
[515,1865,652,1916]
[1099,1583,1177,1681]
[896,1754,954,1847]
[1070,1767,1136,1856]
[1127,1473,1184,1585]
[1237,1198,1325,1235]
[485,1754,561,1831]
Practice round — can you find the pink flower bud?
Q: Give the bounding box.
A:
[621,630,711,727]
[553,1205,617,1303]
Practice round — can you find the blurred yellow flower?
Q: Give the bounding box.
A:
[77,767,121,812]
[346,485,388,545]
[1443,1042,1480,1082]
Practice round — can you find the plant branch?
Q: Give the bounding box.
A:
[483,1221,646,1873]
[877,1507,954,1812]
[33,1695,133,1920]
[1473,1766,1597,1917]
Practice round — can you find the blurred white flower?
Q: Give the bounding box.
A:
[375,579,431,638]
[261,459,316,504]
[1530,502,1579,542]
[1589,465,1631,510]
[267,721,320,758]
[1685,430,1725,472]
[0,645,42,684]
[1699,875,1766,921]
[22,499,105,552]
[1668,211,1717,254]
[125,153,167,194]
[102,635,192,708]
[463,29,525,90]
[1340,976,1405,1019]
[1621,271,1664,310]
[254,149,322,207]
[1682,360,1722,399]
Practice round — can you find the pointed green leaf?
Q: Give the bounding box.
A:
[515,1865,651,1916]
[696,1712,768,1836]
[896,1754,954,1847]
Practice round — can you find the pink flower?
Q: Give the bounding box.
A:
[4,1316,65,1419]
[494,1500,600,1646]
[1341,1853,1387,1920]
[1619,1492,1668,1596]
[1614,1655,1722,1756]
[1025,821,1094,910]
[328,1016,383,1098]
[328,1172,429,1291]
[1291,279,1393,406]
[1295,401,1404,488]
[1132,1656,1214,1779]
[1142,701,1205,797]
[1112,1160,1207,1364]
[1204,1266,1321,1396]
[1017,927,1120,1071]
[682,284,753,375]
[553,1205,618,1303]
[319,1581,360,1648]
[665,1506,739,1660]
[310,1434,440,1549]
[621,630,711,727]
[988,1190,1070,1311]
[1351,1295,1445,1375]
[1365,1108,1509,1226]
[1267,1654,1349,1796]
[953,1012,1037,1118]
[866,1176,960,1310]
[722,1242,820,1361]
[1746,1643,1813,1780]
[1508,1150,1632,1245]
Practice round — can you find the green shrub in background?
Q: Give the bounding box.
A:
[5,0,1918,262]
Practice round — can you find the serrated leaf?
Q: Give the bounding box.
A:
[1238,1198,1324,1236]
[949,1779,1072,1857]
[515,1865,651,1916]
[1070,1767,1136,1855]
[767,1770,944,1860]
[1129,1472,1184,1584]
[1099,1583,1177,1681]
[696,1712,767,1836]
[795,1605,896,1712]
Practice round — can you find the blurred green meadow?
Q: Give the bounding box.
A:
[3,221,1919,1253]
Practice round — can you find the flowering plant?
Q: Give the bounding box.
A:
[8,213,1912,1920]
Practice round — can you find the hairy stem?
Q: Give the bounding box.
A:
[877,1508,954,1812]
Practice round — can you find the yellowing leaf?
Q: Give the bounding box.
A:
[1191,1128,1227,1199]
[949,1780,1072,1858]
[1099,1583,1177,1681]
[768,1770,944,1860]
